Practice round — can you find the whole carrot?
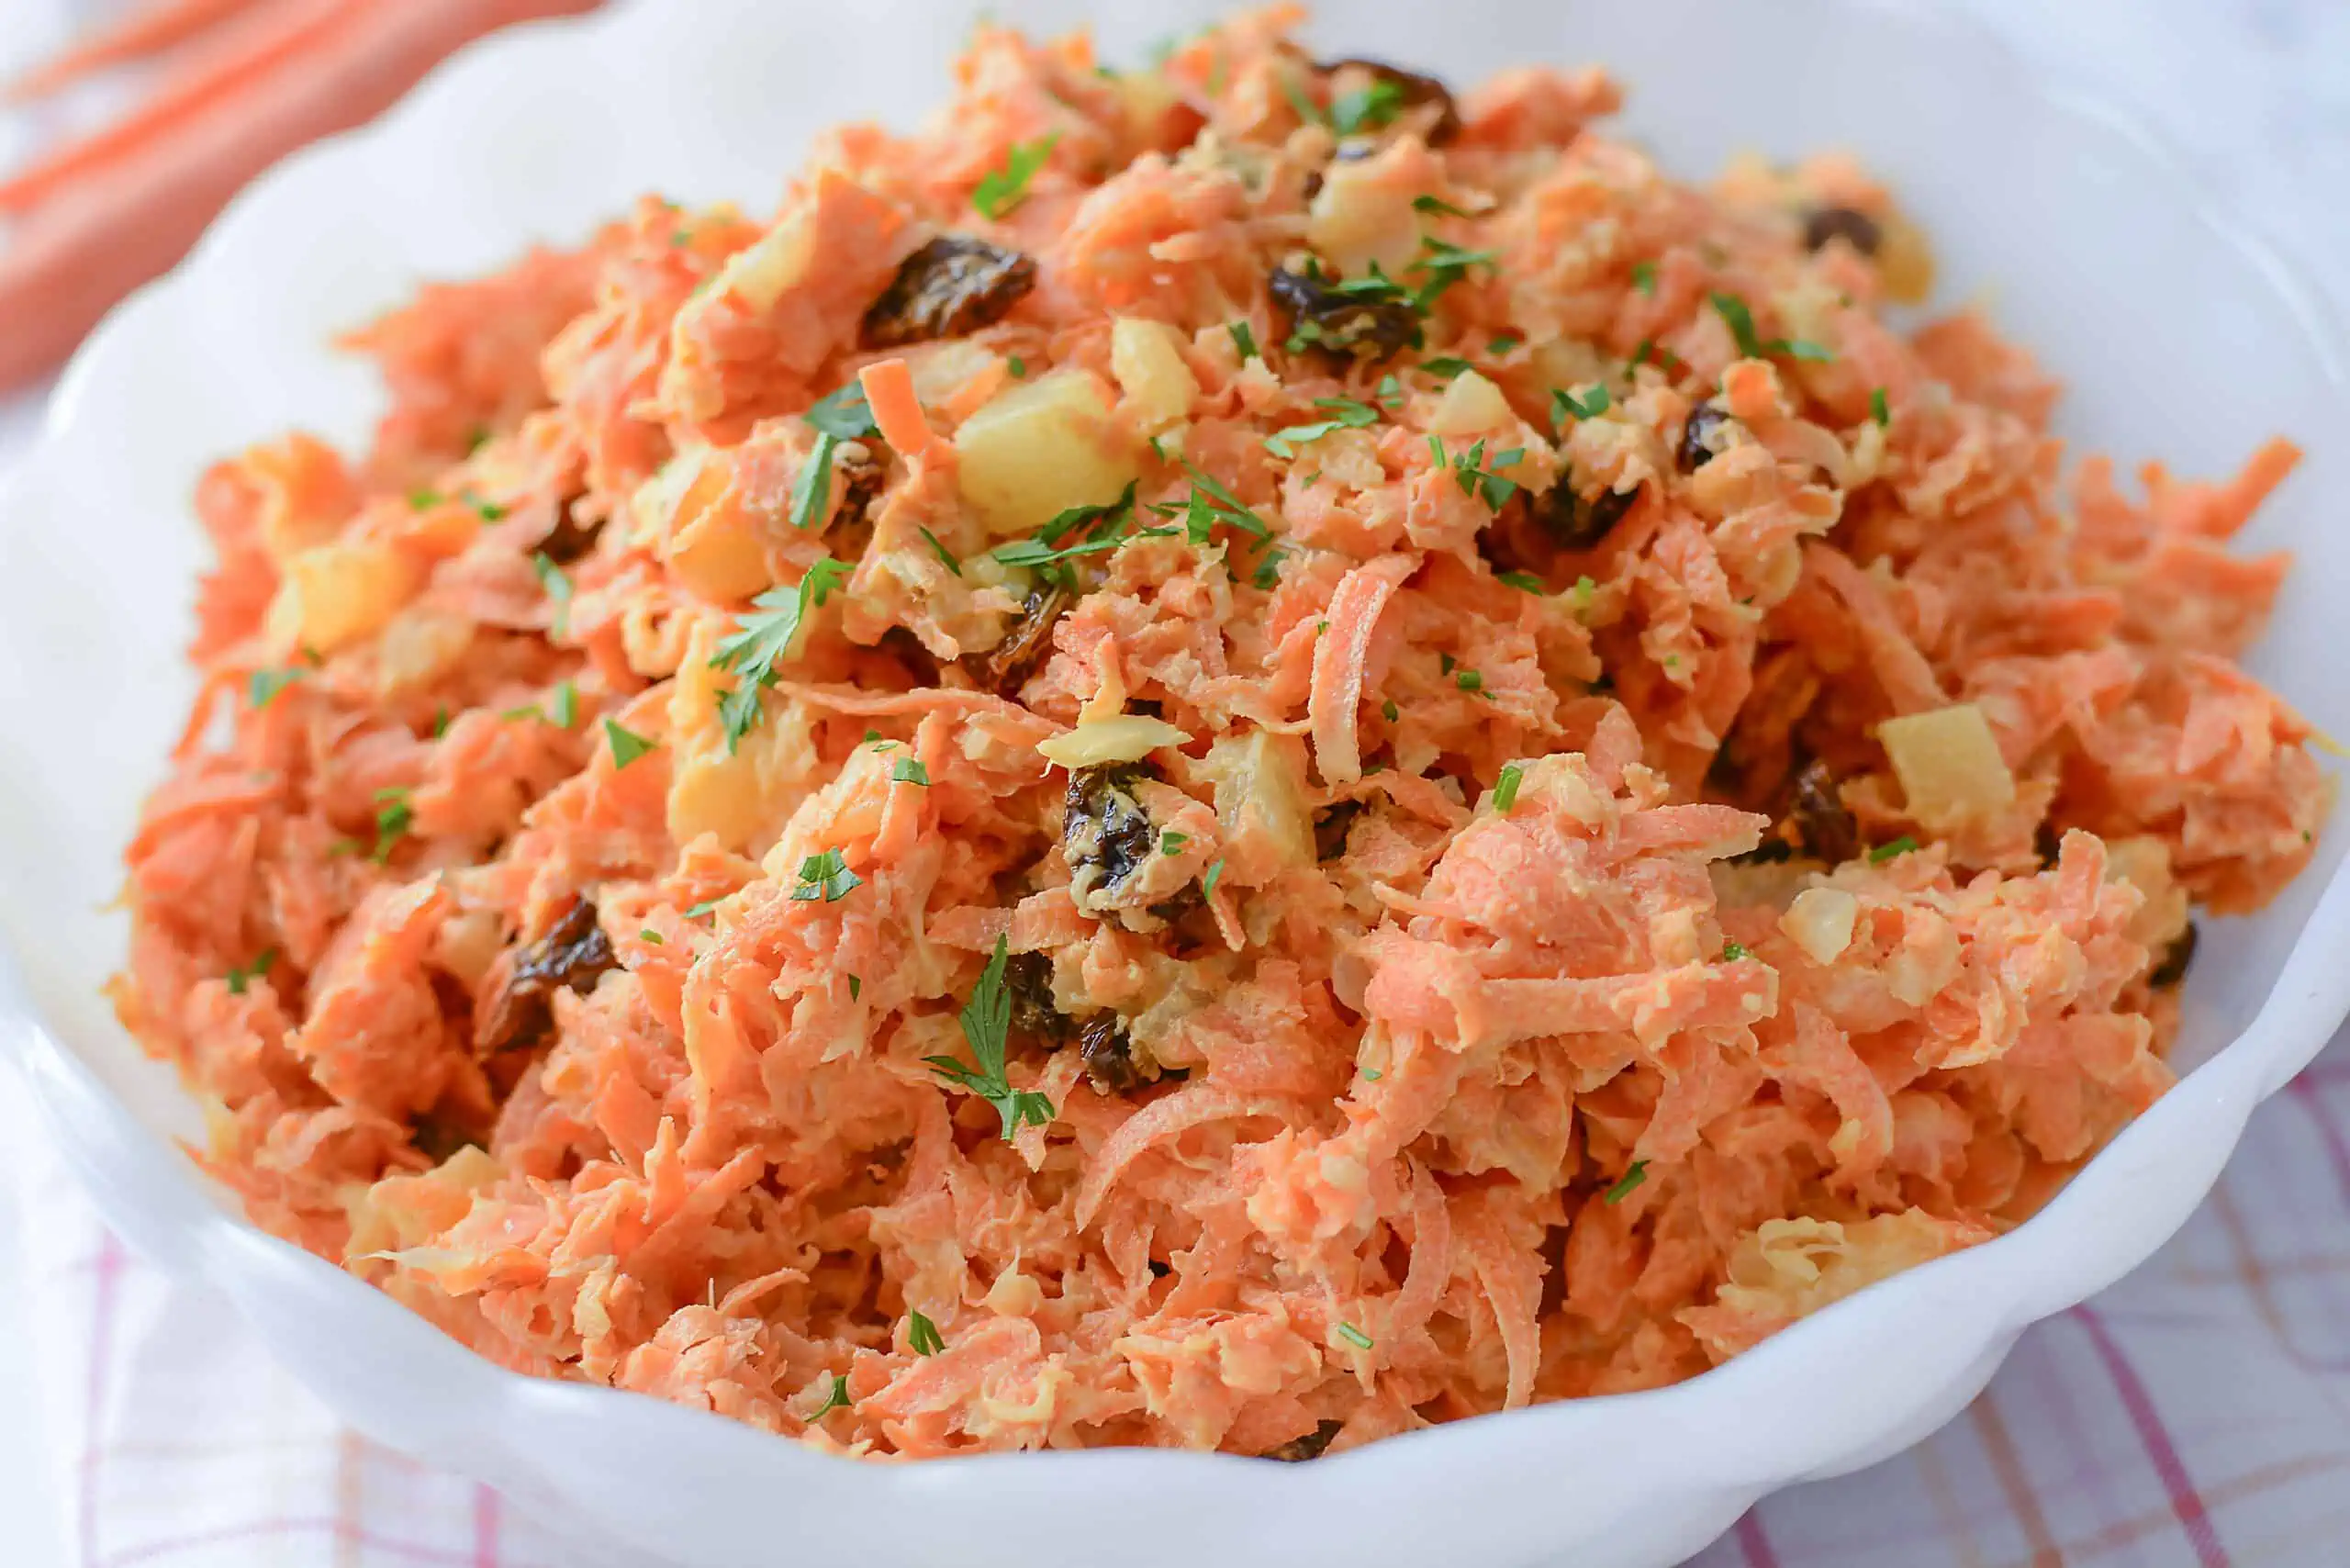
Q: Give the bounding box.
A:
[0,0,605,394]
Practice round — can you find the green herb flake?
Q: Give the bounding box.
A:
[806,381,878,440]
[1335,1323,1374,1350]
[464,425,492,455]
[1552,384,1612,425]
[224,947,279,997]
[1263,397,1380,459]
[604,719,656,769]
[710,557,852,750]
[1709,291,1834,364]
[431,706,451,739]
[1329,77,1405,136]
[891,757,931,787]
[640,928,664,945]
[848,973,863,1002]
[248,666,306,711]
[1721,940,1749,961]
[917,525,963,577]
[548,680,577,730]
[907,1310,946,1356]
[1405,234,1496,311]
[810,1372,852,1418]
[972,131,1060,219]
[1631,260,1658,297]
[1454,668,1484,692]
[1492,763,1524,812]
[1373,374,1406,409]
[1497,570,1546,593]
[408,488,444,511]
[1202,857,1227,902]
[790,847,863,903]
[1412,194,1472,218]
[1281,71,1327,128]
[924,935,1056,1141]
[1007,354,1027,378]
[1487,333,1522,354]
[1227,319,1259,362]
[1360,1067,1383,1081]
[1381,699,1400,723]
[1159,829,1191,856]
[1870,835,1919,863]
[1418,355,1474,379]
[1871,386,1891,428]
[470,497,509,522]
[1445,437,1520,510]
[685,898,724,920]
[1604,1161,1650,1204]
[371,787,415,864]
[532,552,573,638]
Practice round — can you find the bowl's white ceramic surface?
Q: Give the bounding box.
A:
[3,3,2346,1565]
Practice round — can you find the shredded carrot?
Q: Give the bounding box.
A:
[111,10,2328,1461]
[6,0,276,102]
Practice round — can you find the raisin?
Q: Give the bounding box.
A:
[1270,263,1423,364]
[963,582,1069,697]
[537,492,600,563]
[1318,57,1461,144]
[1003,951,1070,1044]
[475,894,618,1055]
[1531,481,1639,551]
[861,235,1038,349]
[1802,206,1884,257]
[1786,758,1861,864]
[1678,403,1731,473]
[1077,1013,1144,1093]
[1315,800,1365,862]
[1064,767,1158,908]
[1263,1420,1345,1462]
[2149,924,2199,989]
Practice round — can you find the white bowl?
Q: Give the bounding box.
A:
[3,2,2345,1564]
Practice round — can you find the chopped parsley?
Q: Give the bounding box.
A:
[1360,1067,1382,1081]
[470,497,509,522]
[1553,384,1612,425]
[1721,940,1749,961]
[1263,396,1380,458]
[685,898,724,919]
[1373,374,1406,409]
[994,483,1169,587]
[810,1373,852,1418]
[1871,386,1892,428]
[1417,355,1474,379]
[907,1311,946,1356]
[891,757,930,786]
[1227,319,1259,362]
[640,928,664,945]
[248,666,305,710]
[549,680,578,730]
[1248,544,1288,589]
[224,947,278,997]
[1281,72,1326,128]
[1007,354,1027,378]
[408,488,444,510]
[1405,235,1496,310]
[1604,1161,1650,1204]
[848,974,863,1001]
[371,787,415,864]
[1454,668,1484,692]
[1334,1323,1374,1350]
[1487,333,1522,354]
[1429,435,1522,510]
[1412,194,1472,218]
[1439,653,1456,676]
[1497,570,1545,593]
[1492,764,1524,812]
[1630,260,1658,297]
[431,706,451,740]
[1381,699,1400,723]
[1160,461,1273,547]
[790,383,878,532]
[603,719,656,769]
[972,132,1059,219]
[1709,291,1836,364]
[532,552,573,637]
[925,935,1055,1142]
[917,525,963,576]
[1202,857,1228,902]
[1870,835,1919,863]
[1330,77,1405,136]
[710,557,852,750]
[1159,829,1190,856]
[790,847,862,903]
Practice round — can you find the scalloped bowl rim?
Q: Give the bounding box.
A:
[3,1,2346,1564]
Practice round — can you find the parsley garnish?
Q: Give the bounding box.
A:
[1202,857,1227,902]
[1168,461,1272,545]
[1454,668,1484,692]
[710,557,852,750]
[1604,1161,1649,1204]
[994,483,1168,587]
[1553,384,1611,425]
[1721,940,1749,961]
[917,526,963,576]
[1870,835,1919,863]
[1159,830,1190,856]
[1430,435,1522,510]
[1412,194,1472,218]
[1405,235,1495,310]
[790,384,878,532]
[1330,77,1405,136]
[907,1311,946,1356]
[685,898,723,919]
[811,1373,852,1418]
[1263,397,1380,458]
[925,935,1055,1141]
[973,132,1059,219]
[790,847,862,902]
[1497,570,1545,592]
[224,947,278,996]
[1249,545,1287,589]
[1381,699,1400,723]
[532,552,572,638]
[1439,653,1456,675]
[1007,354,1027,378]
[1373,374,1406,409]
[848,974,863,1001]
[1871,387,1891,428]
[371,787,415,863]
[891,757,930,786]
[1631,260,1658,297]
[1492,764,1524,812]
[1335,1323,1374,1350]
[640,928,664,945]
[1487,333,1522,354]
[1228,320,1259,362]
[1709,292,1835,364]
[248,666,305,710]
[1281,72,1326,127]
[604,719,656,769]
[408,488,443,510]
[471,498,509,522]
[807,381,877,440]
[549,680,577,730]
[431,706,451,739]
[1418,356,1474,379]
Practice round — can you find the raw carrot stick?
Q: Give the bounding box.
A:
[858,357,943,458]
[0,0,604,394]
[0,0,361,215]
[6,0,279,102]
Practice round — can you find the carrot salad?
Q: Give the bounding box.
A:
[114,8,2329,1460]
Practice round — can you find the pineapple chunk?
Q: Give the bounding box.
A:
[1427,369,1515,437]
[655,448,770,603]
[1877,703,2017,831]
[954,368,1141,538]
[666,618,820,853]
[1036,714,1191,769]
[1306,153,1424,277]
[1109,318,1200,434]
[1198,729,1315,875]
[263,540,420,656]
